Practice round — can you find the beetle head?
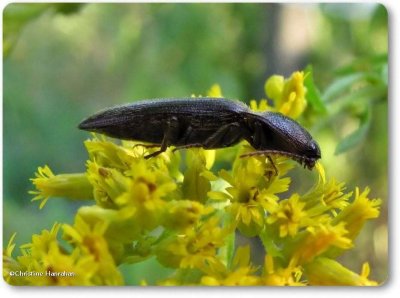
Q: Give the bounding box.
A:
[297,139,321,169]
[250,112,321,169]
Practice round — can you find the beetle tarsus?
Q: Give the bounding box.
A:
[266,155,278,176]
[144,149,165,159]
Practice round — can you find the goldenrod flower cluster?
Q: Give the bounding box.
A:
[3,72,381,286]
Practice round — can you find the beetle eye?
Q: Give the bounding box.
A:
[310,142,317,150]
[308,140,321,158]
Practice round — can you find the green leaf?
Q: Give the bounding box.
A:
[380,63,388,86]
[335,107,371,155]
[304,65,327,113]
[323,73,368,103]
[334,54,387,76]
[330,84,386,115]
[214,210,235,268]
[3,3,84,57]
[259,226,283,259]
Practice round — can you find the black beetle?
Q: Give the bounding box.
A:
[78,98,321,169]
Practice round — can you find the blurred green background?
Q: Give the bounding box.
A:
[3,3,388,283]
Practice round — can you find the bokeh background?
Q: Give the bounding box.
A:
[3,3,388,283]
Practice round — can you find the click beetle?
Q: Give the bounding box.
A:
[78,98,321,169]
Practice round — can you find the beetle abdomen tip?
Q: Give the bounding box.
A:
[78,119,91,130]
[78,117,104,131]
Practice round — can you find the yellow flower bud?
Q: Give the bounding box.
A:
[279,71,307,119]
[264,71,307,119]
[265,75,284,101]
[304,257,378,286]
[30,165,93,209]
[162,200,205,230]
[207,84,223,98]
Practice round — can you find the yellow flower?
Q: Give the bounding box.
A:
[200,246,260,286]
[85,135,182,179]
[302,178,352,217]
[156,216,228,272]
[215,154,292,237]
[360,262,379,286]
[220,157,266,203]
[76,205,141,244]
[230,200,265,237]
[249,99,272,112]
[5,224,99,286]
[30,165,93,209]
[19,223,61,260]
[182,148,216,203]
[25,242,98,286]
[207,84,223,97]
[3,233,25,285]
[333,187,381,240]
[265,71,307,119]
[84,134,145,168]
[261,255,305,286]
[304,257,378,286]
[62,215,124,285]
[124,159,177,206]
[119,162,176,230]
[201,267,259,286]
[265,75,284,102]
[315,161,326,184]
[161,200,209,231]
[322,179,352,210]
[289,223,352,264]
[266,194,307,238]
[86,161,130,208]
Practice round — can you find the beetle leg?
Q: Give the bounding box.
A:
[240,150,279,158]
[133,143,160,149]
[144,117,179,159]
[204,123,243,148]
[266,155,278,176]
[144,147,166,159]
[250,120,266,149]
[172,143,203,152]
[171,125,203,152]
[178,125,193,144]
[173,123,243,152]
